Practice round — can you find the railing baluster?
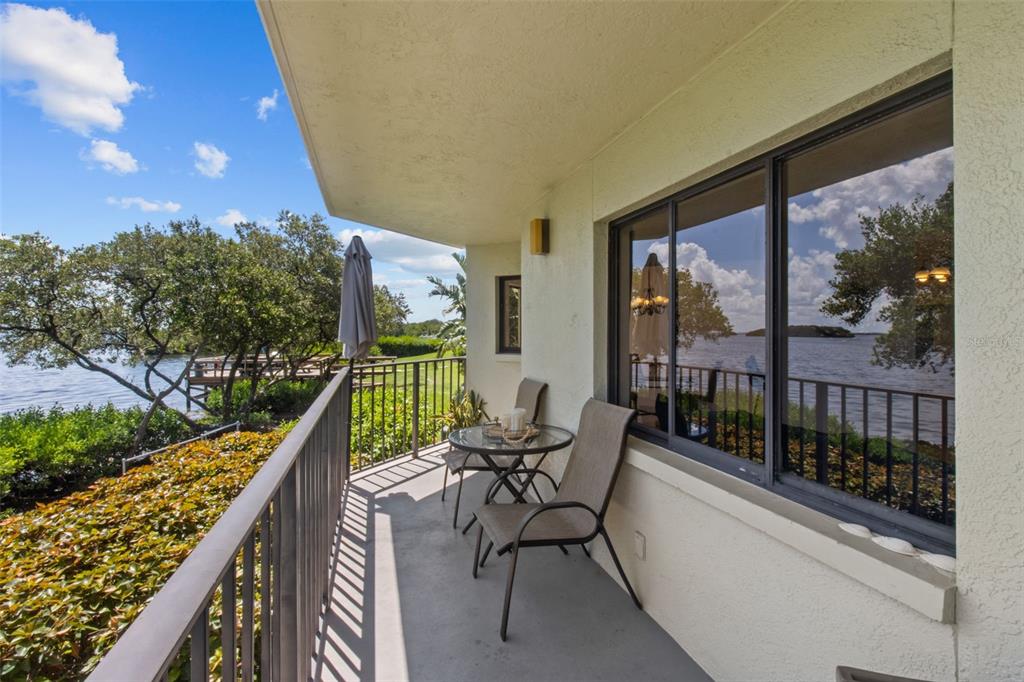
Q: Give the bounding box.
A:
[815,382,829,485]
[862,389,869,499]
[941,399,950,524]
[747,374,754,460]
[190,608,209,682]
[911,394,920,515]
[885,392,893,506]
[260,507,272,680]
[221,564,236,681]
[840,387,847,492]
[272,489,283,681]
[798,380,805,477]
[412,362,420,457]
[242,533,255,682]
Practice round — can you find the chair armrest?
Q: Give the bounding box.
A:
[512,500,600,547]
[483,467,559,503]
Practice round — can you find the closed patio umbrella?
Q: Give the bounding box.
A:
[630,252,669,359]
[338,235,377,360]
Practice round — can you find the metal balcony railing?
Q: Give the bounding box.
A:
[350,356,466,470]
[633,361,955,526]
[88,368,353,682]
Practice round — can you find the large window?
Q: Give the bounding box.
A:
[610,75,954,551]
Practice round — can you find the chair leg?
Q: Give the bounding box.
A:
[598,525,642,609]
[582,543,591,558]
[557,545,569,555]
[473,525,483,578]
[441,465,449,501]
[500,545,520,641]
[452,469,464,528]
[479,540,493,568]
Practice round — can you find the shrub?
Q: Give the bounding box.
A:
[0,429,284,680]
[206,379,326,421]
[372,335,442,358]
[0,405,192,511]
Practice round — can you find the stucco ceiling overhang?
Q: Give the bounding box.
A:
[258,1,784,247]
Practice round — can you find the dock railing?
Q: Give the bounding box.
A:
[89,367,353,682]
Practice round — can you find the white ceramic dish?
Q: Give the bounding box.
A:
[872,535,918,556]
[920,552,956,573]
[838,522,873,538]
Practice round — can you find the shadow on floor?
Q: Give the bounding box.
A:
[313,449,711,681]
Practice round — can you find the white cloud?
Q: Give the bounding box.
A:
[106,196,181,213]
[193,142,230,178]
[648,241,766,333]
[338,227,462,275]
[0,3,140,135]
[301,155,312,170]
[790,147,953,249]
[215,209,248,227]
[256,89,279,121]
[84,139,139,174]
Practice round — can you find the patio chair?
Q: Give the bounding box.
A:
[442,378,547,527]
[471,398,640,640]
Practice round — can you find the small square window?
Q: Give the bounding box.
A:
[497,275,521,354]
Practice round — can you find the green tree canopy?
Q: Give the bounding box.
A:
[0,212,346,441]
[822,182,954,372]
[674,269,734,348]
[373,285,413,336]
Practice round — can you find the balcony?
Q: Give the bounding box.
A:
[315,447,708,681]
[89,364,710,681]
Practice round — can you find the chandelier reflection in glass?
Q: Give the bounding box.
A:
[631,253,669,316]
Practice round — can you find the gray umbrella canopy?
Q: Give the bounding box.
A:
[338,235,378,360]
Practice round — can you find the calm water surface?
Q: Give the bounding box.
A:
[0,354,190,414]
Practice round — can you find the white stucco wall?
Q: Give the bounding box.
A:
[490,2,1024,680]
[951,2,1024,679]
[465,243,521,418]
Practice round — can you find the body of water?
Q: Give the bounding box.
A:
[641,334,955,443]
[0,354,191,414]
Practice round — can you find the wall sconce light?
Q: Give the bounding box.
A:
[530,218,549,255]
[914,270,931,284]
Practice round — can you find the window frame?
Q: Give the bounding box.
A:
[608,71,954,553]
[496,274,522,354]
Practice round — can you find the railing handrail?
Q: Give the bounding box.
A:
[120,420,241,474]
[353,354,466,369]
[88,367,351,681]
[652,360,955,402]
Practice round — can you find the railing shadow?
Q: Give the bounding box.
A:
[312,451,445,681]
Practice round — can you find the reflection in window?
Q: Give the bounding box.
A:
[674,170,766,461]
[497,276,521,353]
[783,94,954,525]
[618,207,669,432]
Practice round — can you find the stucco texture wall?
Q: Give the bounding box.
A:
[465,243,521,418]
[952,2,1024,680]
[503,1,1024,680]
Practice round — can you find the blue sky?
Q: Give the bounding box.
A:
[633,147,953,335]
[0,0,460,321]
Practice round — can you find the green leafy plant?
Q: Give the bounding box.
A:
[0,429,284,680]
[0,405,191,512]
[438,388,489,431]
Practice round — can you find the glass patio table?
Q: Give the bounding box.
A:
[449,423,574,534]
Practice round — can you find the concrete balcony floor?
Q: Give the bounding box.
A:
[314,445,711,681]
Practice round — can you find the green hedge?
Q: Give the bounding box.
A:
[205,379,326,421]
[0,405,191,512]
[0,429,284,680]
[373,335,442,358]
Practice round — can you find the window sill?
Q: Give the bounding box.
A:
[494,353,521,363]
[623,436,956,624]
